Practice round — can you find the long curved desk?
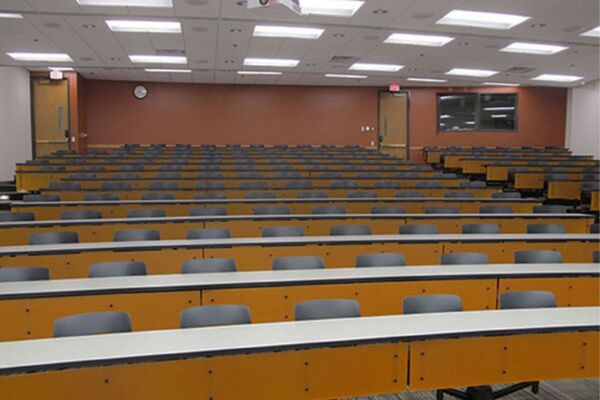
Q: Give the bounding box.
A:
[0,264,597,341]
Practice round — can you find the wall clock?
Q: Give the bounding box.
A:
[133,84,148,100]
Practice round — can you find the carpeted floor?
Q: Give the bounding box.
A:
[350,379,600,400]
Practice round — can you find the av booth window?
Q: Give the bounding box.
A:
[437,93,518,132]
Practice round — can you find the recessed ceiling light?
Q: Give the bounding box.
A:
[446,68,497,77]
[48,67,74,71]
[237,71,282,75]
[145,68,191,73]
[253,25,324,39]
[580,26,600,38]
[532,74,583,83]
[436,9,530,30]
[243,58,299,67]
[7,52,73,62]
[129,55,187,64]
[106,20,181,33]
[76,0,173,7]
[300,0,364,17]
[500,42,568,55]
[325,73,367,79]
[384,33,454,47]
[0,13,23,19]
[483,82,520,87]
[349,63,403,72]
[407,77,447,83]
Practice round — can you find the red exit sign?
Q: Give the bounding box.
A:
[389,84,401,92]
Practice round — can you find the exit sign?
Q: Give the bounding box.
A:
[389,84,401,92]
[49,70,63,80]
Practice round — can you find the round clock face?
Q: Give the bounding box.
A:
[133,85,148,100]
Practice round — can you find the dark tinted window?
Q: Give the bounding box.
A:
[437,94,477,131]
[479,93,517,131]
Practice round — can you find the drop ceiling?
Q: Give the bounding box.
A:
[0,0,598,87]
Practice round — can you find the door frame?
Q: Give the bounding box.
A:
[30,76,72,158]
[377,89,411,160]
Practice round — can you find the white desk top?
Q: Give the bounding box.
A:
[0,307,596,374]
[0,264,597,300]
[0,234,598,256]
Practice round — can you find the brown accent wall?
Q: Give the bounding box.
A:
[85,80,378,146]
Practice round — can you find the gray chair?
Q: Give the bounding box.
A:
[187,228,231,239]
[533,205,569,214]
[0,211,35,222]
[371,205,406,214]
[312,205,345,214]
[395,191,425,198]
[295,299,360,321]
[462,224,500,234]
[112,173,139,179]
[272,255,324,271]
[60,210,102,220]
[253,206,290,215]
[403,294,463,314]
[0,266,49,282]
[491,192,521,199]
[89,261,147,278]
[374,181,401,189]
[479,205,513,214]
[515,250,562,264]
[149,181,179,191]
[425,206,459,214]
[23,194,60,202]
[190,207,227,216]
[141,192,175,201]
[444,191,474,198]
[68,173,96,180]
[53,312,132,337]
[317,172,341,179]
[246,192,277,200]
[28,231,79,245]
[277,172,302,179]
[180,305,251,328]
[196,182,225,190]
[526,224,566,234]
[331,180,358,189]
[262,226,304,237]
[181,258,237,274]
[84,193,120,201]
[399,224,439,234]
[239,172,262,179]
[396,172,419,179]
[441,252,489,265]
[459,181,486,188]
[113,229,160,242]
[347,191,377,199]
[240,181,268,190]
[330,225,372,236]
[101,182,132,191]
[356,253,405,268]
[285,180,313,189]
[195,192,227,200]
[127,209,166,218]
[499,291,557,309]
[49,181,81,190]
[415,181,442,189]
[357,172,380,179]
[297,191,328,199]
[41,165,65,172]
[154,172,180,179]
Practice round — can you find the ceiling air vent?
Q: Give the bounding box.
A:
[155,49,186,56]
[503,66,536,74]
[329,55,361,64]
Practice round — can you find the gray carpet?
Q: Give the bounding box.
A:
[350,379,600,400]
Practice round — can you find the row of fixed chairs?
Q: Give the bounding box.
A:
[2,249,593,282]
[22,222,577,245]
[50,290,557,338]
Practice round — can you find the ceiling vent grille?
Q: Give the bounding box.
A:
[329,55,360,64]
[155,49,186,56]
[504,66,535,74]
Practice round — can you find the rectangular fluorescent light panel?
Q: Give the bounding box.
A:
[300,0,364,17]
[48,67,74,71]
[129,55,187,64]
[7,52,73,62]
[238,71,282,75]
[483,82,520,87]
[253,25,324,39]
[407,77,447,83]
[107,20,181,33]
[385,33,454,47]
[581,26,600,38]
[326,74,367,79]
[532,74,583,83]
[0,13,23,18]
[436,9,529,30]
[145,68,191,73]
[500,42,567,55]
[243,58,299,67]
[77,0,173,7]
[446,68,497,77]
[349,63,403,72]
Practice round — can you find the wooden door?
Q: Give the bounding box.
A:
[33,78,70,157]
[379,92,408,159]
